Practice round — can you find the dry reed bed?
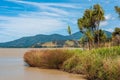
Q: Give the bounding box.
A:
[24,49,74,69]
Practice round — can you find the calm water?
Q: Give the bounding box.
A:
[0,48,85,80]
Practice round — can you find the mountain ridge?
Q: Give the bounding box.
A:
[0,31,112,48]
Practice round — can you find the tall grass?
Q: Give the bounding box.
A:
[62,46,120,80]
[24,49,75,69]
[91,46,120,58]
[24,46,120,80]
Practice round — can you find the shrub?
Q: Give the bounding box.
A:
[62,55,80,73]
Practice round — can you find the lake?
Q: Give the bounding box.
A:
[0,48,85,80]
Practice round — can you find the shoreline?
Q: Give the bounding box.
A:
[0,48,85,80]
[24,46,120,80]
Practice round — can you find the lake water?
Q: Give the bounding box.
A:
[0,48,85,80]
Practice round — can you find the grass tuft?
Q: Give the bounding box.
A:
[24,49,74,69]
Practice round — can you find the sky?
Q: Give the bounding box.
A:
[0,0,120,42]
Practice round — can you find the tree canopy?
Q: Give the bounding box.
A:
[77,4,105,49]
[112,27,120,36]
[115,6,120,17]
[78,4,105,33]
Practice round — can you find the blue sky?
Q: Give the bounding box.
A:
[0,0,120,42]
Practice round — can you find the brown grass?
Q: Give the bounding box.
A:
[24,49,74,69]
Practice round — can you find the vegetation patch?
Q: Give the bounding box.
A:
[24,46,120,80]
[62,46,120,80]
[24,49,75,69]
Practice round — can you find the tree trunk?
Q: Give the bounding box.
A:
[97,21,100,48]
[88,40,91,50]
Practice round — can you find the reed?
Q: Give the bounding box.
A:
[24,49,74,69]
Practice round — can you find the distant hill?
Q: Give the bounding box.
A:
[104,30,112,38]
[0,31,112,48]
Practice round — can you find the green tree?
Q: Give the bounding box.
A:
[78,4,105,49]
[67,25,72,36]
[80,36,86,50]
[112,27,120,36]
[85,30,94,49]
[94,29,107,47]
[114,6,120,46]
[78,9,93,33]
[112,27,120,46]
[115,6,120,17]
[93,4,105,47]
[78,9,94,49]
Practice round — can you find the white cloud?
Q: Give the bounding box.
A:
[6,0,82,16]
[88,0,92,2]
[105,14,116,20]
[100,21,108,27]
[105,14,112,20]
[105,28,114,32]
[0,15,67,40]
[105,0,110,4]
[19,12,61,17]
[7,0,81,8]
[0,5,22,10]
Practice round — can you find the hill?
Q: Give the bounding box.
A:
[0,31,112,48]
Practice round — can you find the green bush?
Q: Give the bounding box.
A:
[62,55,80,73]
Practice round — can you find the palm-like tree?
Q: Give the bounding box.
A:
[78,4,105,49]
[112,27,120,46]
[78,10,94,49]
[85,30,94,49]
[93,4,105,28]
[80,36,86,50]
[93,4,105,47]
[78,9,94,32]
[67,25,72,36]
[94,30,107,47]
[114,6,120,46]
[115,6,120,17]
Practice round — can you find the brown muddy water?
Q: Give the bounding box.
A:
[0,48,85,80]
